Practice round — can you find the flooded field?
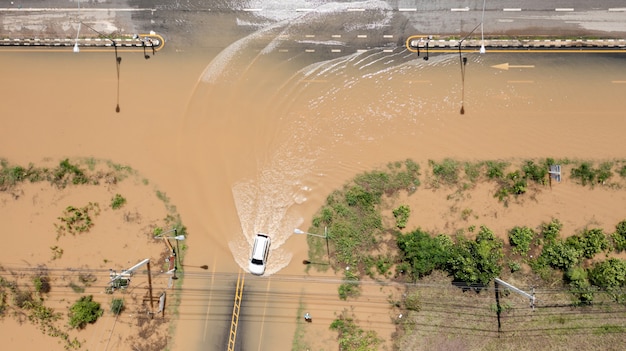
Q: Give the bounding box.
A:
[2,3,626,349]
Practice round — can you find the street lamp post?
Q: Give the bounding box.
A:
[480,0,487,54]
[73,21,122,113]
[294,227,330,264]
[458,22,482,115]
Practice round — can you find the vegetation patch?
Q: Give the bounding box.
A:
[68,295,103,329]
[304,157,626,350]
[392,205,410,229]
[55,202,100,238]
[110,194,127,210]
[330,311,381,351]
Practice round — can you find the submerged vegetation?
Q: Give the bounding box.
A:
[0,157,186,351]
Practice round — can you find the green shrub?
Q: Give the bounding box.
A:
[384,159,421,194]
[569,278,595,305]
[69,282,85,293]
[508,261,521,273]
[338,281,360,300]
[541,240,581,270]
[32,276,51,294]
[507,171,527,194]
[463,162,482,183]
[445,226,503,285]
[110,194,127,210]
[541,219,563,243]
[330,313,381,351]
[13,290,33,309]
[68,295,103,329]
[612,220,626,252]
[589,258,626,290]
[619,165,626,178]
[392,205,411,229]
[571,162,596,186]
[579,228,610,259]
[397,230,451,279]
[596,162,613,184]
[345,184,376,208]
[53,159,89,187]
[429,158,459,185]
[485,160,508,179]
[374,256,393,276]
[110,298,124,315]
[508,226,535,255]
[522,160,548,184]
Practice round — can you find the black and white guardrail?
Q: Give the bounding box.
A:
[1,34,165,50]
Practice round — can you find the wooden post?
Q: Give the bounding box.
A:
[147,261,154,310]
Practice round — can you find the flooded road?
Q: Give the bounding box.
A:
[2,4,626,349]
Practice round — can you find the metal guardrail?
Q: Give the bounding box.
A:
[227,269,245,351]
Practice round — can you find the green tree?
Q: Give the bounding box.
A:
[397,230,451,279]
[68,295,103,329]
[445,226,503,285]
[589,258,626,290]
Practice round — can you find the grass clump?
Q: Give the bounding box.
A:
[110,194,127,210]
[429,158,459,186]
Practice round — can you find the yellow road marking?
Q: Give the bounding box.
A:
[227,269,244,351]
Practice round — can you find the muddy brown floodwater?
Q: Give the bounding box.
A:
[1,35,626,350]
